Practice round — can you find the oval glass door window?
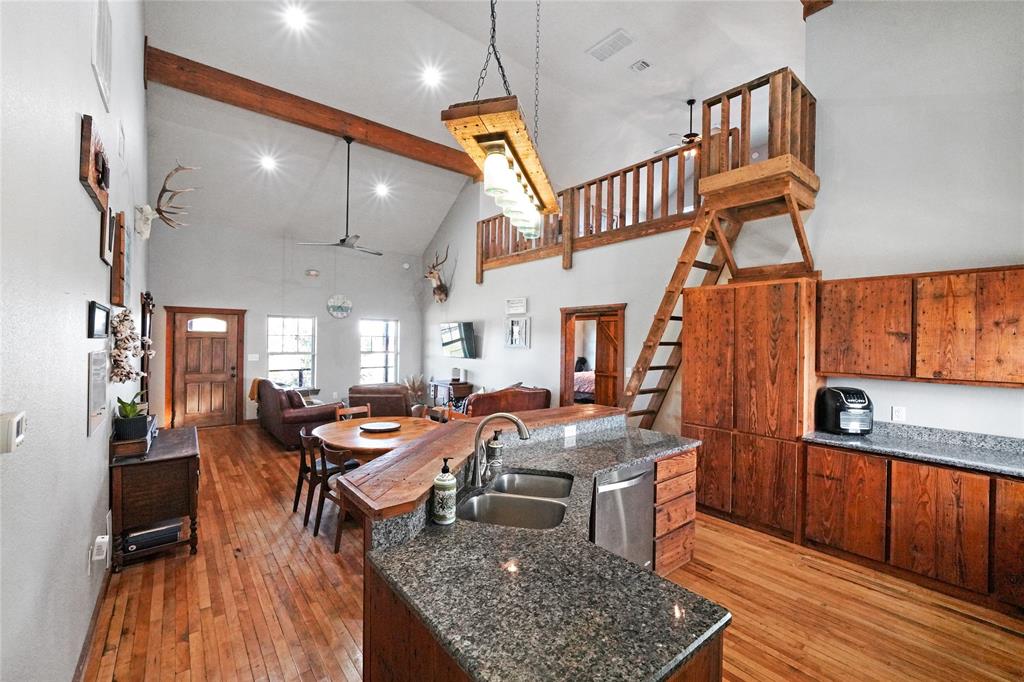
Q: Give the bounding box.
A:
[327,295,353,319]
[186,317,228,332]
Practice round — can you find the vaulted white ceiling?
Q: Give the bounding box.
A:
[144,0,803,255]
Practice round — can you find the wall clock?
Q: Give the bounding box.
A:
[326,295,353,319]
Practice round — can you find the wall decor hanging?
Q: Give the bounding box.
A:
[154,162,199,228]
[505,296,528,315]
[91,0,112,111]
[79,114,110,212]
[425,246,450,303]
[139,292,155,402]
[110,309,154,383]
[100,207,115,264]
[109,211,126,306]
[134,204,156,239]
[326,295,353,319]
[87,350,108,436]
[88,301,110,338]
[505,317,531,349]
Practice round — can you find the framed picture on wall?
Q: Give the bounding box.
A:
[88,301,110,338]
[505,297,528,315]
[100,207,115,265]
[87,350,108,435]
[504,317,531,349]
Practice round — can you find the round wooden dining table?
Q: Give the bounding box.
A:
[312,416,441,459]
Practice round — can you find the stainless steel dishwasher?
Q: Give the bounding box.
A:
[589,461,654,569]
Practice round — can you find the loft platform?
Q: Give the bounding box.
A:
[699,153,819,218]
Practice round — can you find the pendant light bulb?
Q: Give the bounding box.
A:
[483,144,512,198]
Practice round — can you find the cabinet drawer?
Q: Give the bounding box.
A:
[655,522,695,575]
[656,492,696,538]
[656,470,696,505]
[656,450,696,482]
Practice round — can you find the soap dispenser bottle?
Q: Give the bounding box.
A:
[432,457,457,525]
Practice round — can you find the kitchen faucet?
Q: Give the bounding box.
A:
[470,413,531,488]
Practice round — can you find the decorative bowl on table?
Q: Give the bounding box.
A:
[359,421,402,433]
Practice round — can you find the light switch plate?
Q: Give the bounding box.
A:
[564,425,577,438]
[247,354,259,362]
[891,406,907,422]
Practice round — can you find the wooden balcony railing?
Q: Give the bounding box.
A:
[475,142,701,282]
[701,66,816,179]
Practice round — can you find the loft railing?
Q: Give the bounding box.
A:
[701,66,816,179]
[475,142,701,282]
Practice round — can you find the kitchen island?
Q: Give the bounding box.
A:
[339,406,731,681]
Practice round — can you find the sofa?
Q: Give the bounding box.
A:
[256,379,343,448]
[347,383,427,418]
[463,385,551,418]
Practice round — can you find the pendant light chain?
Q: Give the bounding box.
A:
[473,0,513,100]
[533,0,541,144]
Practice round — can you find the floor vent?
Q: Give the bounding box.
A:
[586,29,633,62]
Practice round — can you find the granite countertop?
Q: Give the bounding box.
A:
[804,421,1024,479]
[367,426,730,682]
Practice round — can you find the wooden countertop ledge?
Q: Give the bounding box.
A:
[338,405,623,519]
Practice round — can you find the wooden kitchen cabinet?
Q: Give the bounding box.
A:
[681,287,734,429]
[915,268,1024,383]
[889,460,990,593]
[804,446,888,561]
[733,279,818,440]
[818,278,912,377]
[731,434,798,535]
[681,423,733,514]
[994,478,1024,607]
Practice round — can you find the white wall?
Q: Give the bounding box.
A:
[0,2,150,679]
[148,223,425,420]
[806,1,1024,437]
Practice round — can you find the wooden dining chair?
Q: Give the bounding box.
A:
[294,428,344,528]
[336,404,371,420]
[313,442,358,553]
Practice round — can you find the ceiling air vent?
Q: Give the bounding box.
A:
[629,59,652,73]
[585,29,633,62]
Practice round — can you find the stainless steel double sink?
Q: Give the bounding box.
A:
[456,472,573,530]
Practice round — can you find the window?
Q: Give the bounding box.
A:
[186,317,227,333]
[359,319,399,384]
[267,316,316,388]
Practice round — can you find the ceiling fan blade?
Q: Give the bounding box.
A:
[296,241,342,246]
[652,143,682,155]
[345,234,360,245]
[354,246,384,256]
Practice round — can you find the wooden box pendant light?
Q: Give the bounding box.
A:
[441,0,557,239]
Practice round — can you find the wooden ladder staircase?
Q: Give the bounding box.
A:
[620,204,743,428]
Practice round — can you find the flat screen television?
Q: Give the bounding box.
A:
[440,322,477,359]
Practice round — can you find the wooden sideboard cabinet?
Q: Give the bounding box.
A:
[428,379,474,407]
[110,427,200,572]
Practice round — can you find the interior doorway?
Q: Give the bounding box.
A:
[165,306,246,428]
[560,304,626,407]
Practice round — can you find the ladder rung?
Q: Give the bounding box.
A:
[658,341,681,347]
[637,388,666,395]
[628,410,657,417]
[648,364,678,371]
[670,315,682,321]
[693,260,720,271]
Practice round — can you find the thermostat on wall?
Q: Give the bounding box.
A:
[0,412,27,453]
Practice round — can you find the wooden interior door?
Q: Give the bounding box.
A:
[169,308,245,428]
[593,315,623,406]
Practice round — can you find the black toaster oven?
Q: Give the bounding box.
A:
[815,387,873,435]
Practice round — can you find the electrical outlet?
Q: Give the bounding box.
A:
[92,535,110,562]
[891,406,907,422]
[332,391,339,401]
[247,353,259,362]
[564,424,577,448]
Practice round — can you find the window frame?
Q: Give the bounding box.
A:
[358,318,400,384]
[266,315,317,388]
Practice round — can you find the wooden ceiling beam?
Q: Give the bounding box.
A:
[144,44,481,179]
[802,0,833,20]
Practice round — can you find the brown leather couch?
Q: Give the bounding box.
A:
[347,383,427,418]
[463,386,551,417]
[257,379,342,449]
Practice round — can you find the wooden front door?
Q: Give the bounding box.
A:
[560,304,626,407]
[167,307,245,428]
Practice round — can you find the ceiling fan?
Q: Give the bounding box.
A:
[296,136,384,256]
[653,98,702,155]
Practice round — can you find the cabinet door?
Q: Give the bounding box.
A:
[805,446,888,561]
[681,424,733,514]
[890,461,990,592]
[734,281,806,439]
[732,434,798,534]
[818,278,912,377]
[915,274,977,381]
[994,479,1024,607]
[976,269,1024,383]
[681,287,734,428]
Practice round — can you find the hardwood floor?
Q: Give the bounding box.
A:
[82,425,1024,681]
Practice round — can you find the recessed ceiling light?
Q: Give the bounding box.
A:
[374,182,390,198]
[260,155,278,171]
[282,4,308,32]
[421,65,442,88]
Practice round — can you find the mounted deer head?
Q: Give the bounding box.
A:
[155,162,199,229]
[425,246,450,303]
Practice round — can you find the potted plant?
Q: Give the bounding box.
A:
[114,392,149,441]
